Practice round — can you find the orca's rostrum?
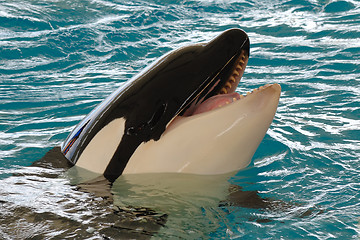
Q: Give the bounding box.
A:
[61,29,281,182]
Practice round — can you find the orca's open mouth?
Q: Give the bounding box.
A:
[184,50,249,116]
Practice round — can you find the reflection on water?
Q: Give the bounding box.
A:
[0,149,237,239]
[113,173,234,238]
[68,163,238,238]
[0,149,323,239]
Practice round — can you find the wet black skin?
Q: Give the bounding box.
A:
[61,28,250,182]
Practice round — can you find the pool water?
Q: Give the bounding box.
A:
[1,0,359,239]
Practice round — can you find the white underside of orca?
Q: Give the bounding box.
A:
[123,83,281,175]
[75,83,281,175]
[76,118,126,174]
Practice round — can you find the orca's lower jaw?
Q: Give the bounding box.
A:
[123,83,281,175]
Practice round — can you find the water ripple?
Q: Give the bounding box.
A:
[0,0,359,238]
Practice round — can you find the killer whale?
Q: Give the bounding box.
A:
[61,28,281,182]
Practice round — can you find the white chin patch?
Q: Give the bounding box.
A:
[76,118,126,174]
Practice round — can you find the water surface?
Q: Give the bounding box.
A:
[1,0,360,239]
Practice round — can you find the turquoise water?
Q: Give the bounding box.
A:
[1,0,360,239]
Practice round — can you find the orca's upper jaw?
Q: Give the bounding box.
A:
[212,48,249,98]
[204,28,250,94]
[180,28,250,117]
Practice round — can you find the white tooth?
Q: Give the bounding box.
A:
[225,82,232,89]
[220,88,227,94]
[233,70,240,76]
[229,76,236,83]
[239,60,245,64]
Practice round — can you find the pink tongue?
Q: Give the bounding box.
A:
[192,92,240,115]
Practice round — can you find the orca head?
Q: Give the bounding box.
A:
[61,29,252,182]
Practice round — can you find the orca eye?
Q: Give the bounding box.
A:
[126,126,138,136]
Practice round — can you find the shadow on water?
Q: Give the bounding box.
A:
[0,147,323,239]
